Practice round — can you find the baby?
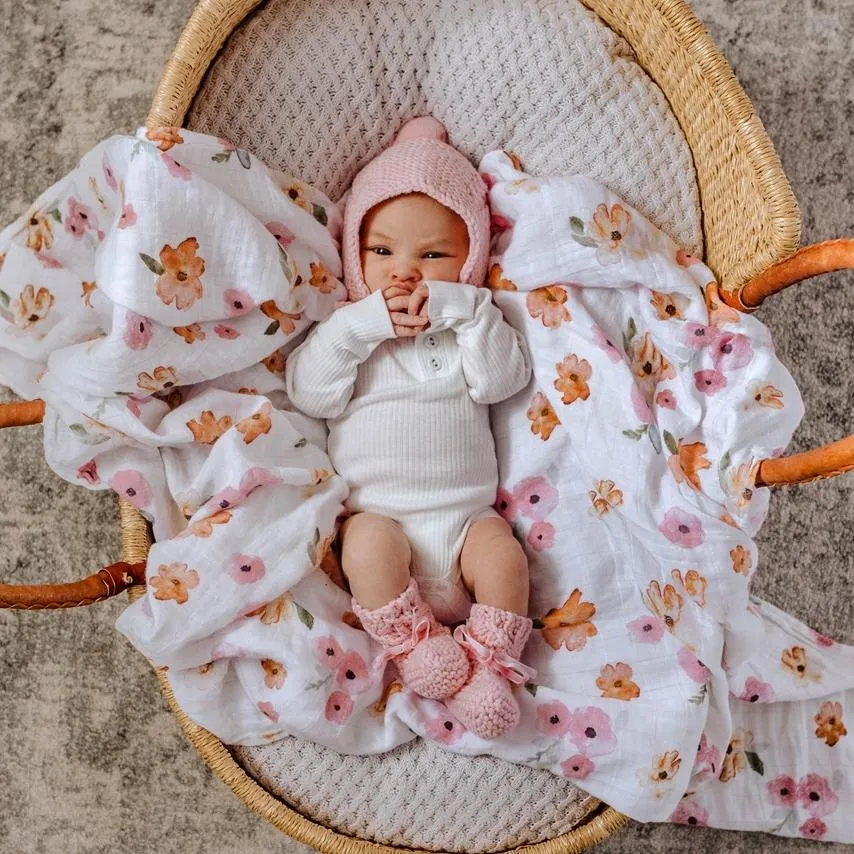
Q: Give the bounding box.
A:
[286,117,536,739]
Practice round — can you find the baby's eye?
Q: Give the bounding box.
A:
[423,252,447,260]
[369,247,391,256]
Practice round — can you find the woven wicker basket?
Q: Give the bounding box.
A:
[3,0,854,851]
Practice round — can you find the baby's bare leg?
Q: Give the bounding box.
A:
[460,517,529,615]
[340,512,411,610]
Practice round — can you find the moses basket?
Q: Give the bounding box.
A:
[3,0,854,851]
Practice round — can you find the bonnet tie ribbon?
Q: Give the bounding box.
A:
[453,624,538,685]
[372,608,431,673]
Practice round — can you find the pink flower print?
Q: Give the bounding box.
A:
[335,650,372,695]
[593,325,622,363]
[224,288,255,316]
[102,151,118,191]
[424,711,466,744]
[626,615,665,643]
[118,202,137,229]
[655,389,676,410]
[630,382,652,424]
[767,775,798,808]
[76,459,99,484]
[214,323,240,339]
[513,477,559,520]
[495,487,518,522]
[240,467,284,495]
[676,248,701,267]
[481,172,496,190]
[682,323,722,351]
[527,520,556,552]
[211,641,244,660]
[36,252,63,268]
[258,700,280,723]
[227,553,266,584]
[313,635,345,672]
[711,333,754,372]
[694,369,727,396]
[797,774,838,818]
[490,213,512,236]
[109,470,152,509]
[325,690,354,724]
[265,221,295,249]
[659,508,705,548]
[161,152,192,180]
[205,486,244,514]
[566,706,617,757]
[799,818,828,840]
[677,646,711,683]
[738,676,775,704]
[692,733,721,782]
[65,197,97,238]
[813,631,835,648]
[123,311,153,350]
[560,755,595,779]
[536,701,572,737]
[669,797,709,826]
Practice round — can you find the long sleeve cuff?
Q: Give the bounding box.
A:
[425,281,477,332]
[334,288,395,349]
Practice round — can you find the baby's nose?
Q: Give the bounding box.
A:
[392,262,421,283]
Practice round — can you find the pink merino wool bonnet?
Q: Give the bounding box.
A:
[341,117,491,301]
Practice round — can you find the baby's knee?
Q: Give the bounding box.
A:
[341,513,411,572]
[466,517,527,576]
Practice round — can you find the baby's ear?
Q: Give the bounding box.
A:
[394,116,448,144]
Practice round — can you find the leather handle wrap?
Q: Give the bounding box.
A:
[720,240,854,487]
[0,561,147,610]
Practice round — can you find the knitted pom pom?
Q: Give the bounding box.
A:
[394,116,448,144]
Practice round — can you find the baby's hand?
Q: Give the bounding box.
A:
[383,284,430,338]
[407,283,429,324]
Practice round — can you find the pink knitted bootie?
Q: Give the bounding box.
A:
[352,577,471,700]
[445,604,537,740]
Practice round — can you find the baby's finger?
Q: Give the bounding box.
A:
[383,286,411,299]
[408,292,426,316]
[389,311,428,327]
[393,324,420,338]
[384,296,411,311]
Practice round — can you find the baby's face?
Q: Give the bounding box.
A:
[359,193,470,293]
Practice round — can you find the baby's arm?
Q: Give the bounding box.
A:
[285,289,395,418]
[426,282,532,404]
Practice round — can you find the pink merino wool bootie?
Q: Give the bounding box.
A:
[352,577,471,700]
[446,604,537,740]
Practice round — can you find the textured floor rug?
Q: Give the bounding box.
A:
[0,0,851,851]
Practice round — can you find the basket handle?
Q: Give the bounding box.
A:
[0,401,146,609]
[721,239,854,487]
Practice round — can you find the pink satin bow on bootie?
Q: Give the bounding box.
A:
[371,607,431,673]
[453,624,538,685]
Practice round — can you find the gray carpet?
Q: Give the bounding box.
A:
[0,0,852,851]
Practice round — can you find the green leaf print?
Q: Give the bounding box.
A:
[524,683,538,697]
[626,317,637,343]
[264,320,280,335]
[663,430,678,456]
[745,751,765,776]
[139,253,165,276]
[294,437,308,449]
[312,203,328,226]
[569,216,586,235]
[622,425,648,441]
[719,450,732,472]
[647,423,663,455]
[0,290,9,308]
[68,423,88,437]
[236,149,252,169]
[211,151,231,163]
[531,618,544,630]
[688,683,708,704]
[571,234,598,249]
[296,603,314,631]
[48,208,62,223]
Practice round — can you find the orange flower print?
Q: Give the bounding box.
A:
[146,126,184,151]
[814,701,847,747]
[704,282,740,328]
[342,611,364,631]
[527,392,560,441]
[629,332,676,401]
[588,479,624,518]
[745,380,785,410]
[173,323,206,343]
[150,562,200,604]
[723,460,760,510]
[596,662,640,701]
[487,263,518,291]
[81,280,97,307]
[305,469,334,499]
[236,401,272,444]
[587,203,644,265]
[650,290,689,321]
[246,593,293,625]
[260,300,301,335]
[371,680,404,716]
[720,511,739,528]
[137,365,178,393]
[505,178,540,194]
[178,509,232,539]
[730,544,752,576]
[667,441,711,492]
[506,151,524,170]
[282,182,313,213]
[12,284,55,329]
[719,729,753,782]
[782,646,821,682]
[309,262,336,294]
[262,349,286,374]
[527,286,571,328]
[540,588,598,652]
[186,410,233,444]
[154,237,205,310]
[671,569,707,608]
[262,659,287,690]
[25,209,54,252]
[643,581,683,632]
[649,750,682,784]
[554,354,592,405]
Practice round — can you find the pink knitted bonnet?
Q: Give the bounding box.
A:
[341,117,491,301]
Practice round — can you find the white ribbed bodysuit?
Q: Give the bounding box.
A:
[285,282,532,623]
